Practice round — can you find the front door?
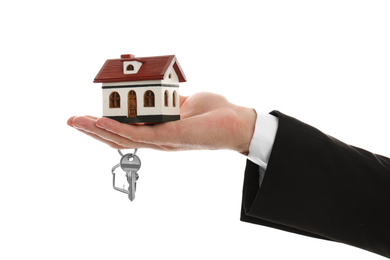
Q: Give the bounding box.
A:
[128,90,137,118]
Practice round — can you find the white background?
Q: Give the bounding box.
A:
[1,0,389,259]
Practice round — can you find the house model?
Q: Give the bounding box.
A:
[94,54,186,123]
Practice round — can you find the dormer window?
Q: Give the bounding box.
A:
[123,61,142,74]
[126,64,134,71]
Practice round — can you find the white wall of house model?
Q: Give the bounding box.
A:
[101,67,180,118]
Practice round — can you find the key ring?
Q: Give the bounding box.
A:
[111,149,140,200]
[117,148,138,157]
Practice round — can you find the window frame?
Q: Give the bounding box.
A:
[164,90,169,107]
[144,90,155,107]
[109,91,121,108]
[126,64,134,71]
[172,90,177,107]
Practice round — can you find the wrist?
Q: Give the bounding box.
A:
[233,106,257,155]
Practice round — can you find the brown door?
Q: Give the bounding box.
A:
[128,90,137,118]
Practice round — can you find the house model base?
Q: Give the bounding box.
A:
[106,115,180,124]
[94,54,186,124]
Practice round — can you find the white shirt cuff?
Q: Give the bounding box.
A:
[247,111,279,170]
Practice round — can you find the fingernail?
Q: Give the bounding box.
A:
[72,117,85,129]
[67,116,76,127]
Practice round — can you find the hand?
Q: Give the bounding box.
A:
[67,92,257,155]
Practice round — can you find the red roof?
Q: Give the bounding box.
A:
[94,54,186,83]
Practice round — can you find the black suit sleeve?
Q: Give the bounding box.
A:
[240,111,390,258]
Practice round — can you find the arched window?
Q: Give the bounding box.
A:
[164,90,169,107]
[144,90,155,107]
[172,91,177,107]
[109,92,120,108]
[126,64,134,71]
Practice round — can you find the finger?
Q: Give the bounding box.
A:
[67,116,77,127]
[96,114,212,149]
[68,115,98,127]
[84,115,99,120]
[72,116,160,150]
[70,116,179,151]
[74,127,127,150]
[96,117,157,144]
[75,126,175,151]
[179,95,188,107]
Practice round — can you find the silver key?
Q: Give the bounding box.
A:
[120,153,141,201]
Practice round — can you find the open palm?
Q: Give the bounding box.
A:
[68,92,256,154]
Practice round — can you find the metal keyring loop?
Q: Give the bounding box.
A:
[117,149,137,157]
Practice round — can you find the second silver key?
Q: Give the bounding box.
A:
[120,153,141,201]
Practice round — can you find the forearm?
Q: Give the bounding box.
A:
[241,111,390,258]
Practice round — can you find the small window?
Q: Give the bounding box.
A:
[164,90,169,107]
[173,91,177,107]
[126,64,134,71]
[144,90,155,107]
[169,73,172,79]
[109,92,120,108]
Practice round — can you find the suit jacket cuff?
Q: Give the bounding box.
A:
[240,111,390,258]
